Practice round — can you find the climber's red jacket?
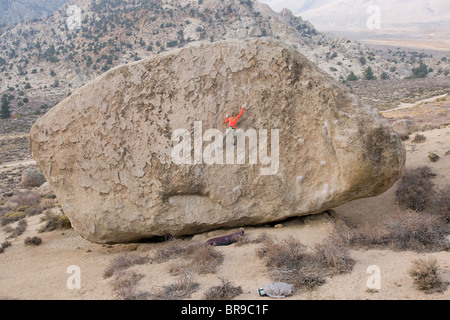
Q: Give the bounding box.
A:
[225,107,245,129]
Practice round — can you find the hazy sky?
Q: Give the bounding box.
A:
[259,0,450,33]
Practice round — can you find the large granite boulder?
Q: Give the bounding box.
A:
[30,38,405,243]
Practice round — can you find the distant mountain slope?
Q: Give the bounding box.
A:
[0,0,447,112]
[261,0,450,42]
[0,0,69,26]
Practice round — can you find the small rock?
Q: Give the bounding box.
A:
[392,119,419,135]
[36,182,54,197]
[274,224,284,228]
[149,249,160,260]
[445,150,450,156]
[428,152,440,162]
[21,168,46,188]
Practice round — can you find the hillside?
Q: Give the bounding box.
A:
[0,0,449,119]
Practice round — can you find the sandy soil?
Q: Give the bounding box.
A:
[0,126,449,301]
[359,39,450,52]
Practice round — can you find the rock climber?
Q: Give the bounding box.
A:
[222,104,247,146]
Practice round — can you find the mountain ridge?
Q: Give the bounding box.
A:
[0,0,448,117]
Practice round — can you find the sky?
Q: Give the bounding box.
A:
[258,0,450,39]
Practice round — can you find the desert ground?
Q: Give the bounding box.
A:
[0,93,449,301]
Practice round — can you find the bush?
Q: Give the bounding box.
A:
[150,238,224,275]
[104,252,149,278]
[204,277,243,300]
[8,219,27,238]
[24,236,42,246]
[431,187,450,222]
[386,211,449,251]
[13,192,41,207]
[342,210,449,252]
[411,61,431,79]
[257,236,354,291]
[399,133,410,141]
[1,241,11,249]
[408,257,448,293]
[24,206,44,216]
[1,211,25,226]
[111,271,144,300]
[150,270,199,300]
[346,71,358,81]
[166,40,178,48]
[343,223,390,248]
[412,134,426,143]
[38,213,71,232]
[396,166,435,211]
[363,66,376,80]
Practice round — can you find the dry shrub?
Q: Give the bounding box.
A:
[343,211,449,252]
[150,238,192,263]
[24,236,42,246]
[204,277,243,300]
[412,134,426,143]
[313,234,355,275]
[38,213,71,232]
[257,237,307,270]
[408,257,448,294]
[1,241,11,249]
[0,204,13,216]
[8,219,27,238]
[399,133,410,141]
[151,238,224,275]
[386,211,449,251]
[13,192,42,207]
[24,206,44,217]
[111,271,144,300]
[342,223,390,248]
[1,212,25,226]
[0,241,11,254]
[104,252,149,278]
[421,123,442,132]
[396,166,435,211]
[191,243,224,274]
[234,232,269,246]
[257,236,354,291]
[431,187,450,222]
[150,270,199,300]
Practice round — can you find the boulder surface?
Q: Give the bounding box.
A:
[30,38,405,243]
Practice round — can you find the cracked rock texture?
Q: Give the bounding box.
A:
[30,38,405,243]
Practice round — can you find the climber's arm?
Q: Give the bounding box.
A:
[235,106,245,120]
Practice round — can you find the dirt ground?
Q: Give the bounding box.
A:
[0,122,449,300]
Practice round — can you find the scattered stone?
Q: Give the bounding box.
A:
[391,119,419,135]
[21,168,46,188]
[428,152,440,162]
[36,182,54,197]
